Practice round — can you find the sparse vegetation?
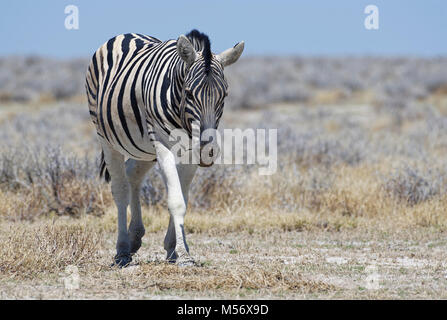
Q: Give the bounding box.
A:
[1,56,447,298]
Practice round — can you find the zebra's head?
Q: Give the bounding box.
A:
[177,30,244,167]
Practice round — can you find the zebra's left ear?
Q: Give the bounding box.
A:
[216,41,245,67]
[177,35,197,66]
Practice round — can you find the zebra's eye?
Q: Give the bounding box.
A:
[186,90,194,100]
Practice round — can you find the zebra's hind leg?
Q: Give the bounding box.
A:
[125,159,155,255]
[100,141,131,267]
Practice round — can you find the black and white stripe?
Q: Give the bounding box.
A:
[85,30,229,178]
[85,29,244,266]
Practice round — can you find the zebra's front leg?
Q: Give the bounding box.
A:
[155,142,195,266]
[164,164,197,263]
[126,159,155,255]
[100,141,131,267]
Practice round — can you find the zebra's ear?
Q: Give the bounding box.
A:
[216,41,245,67]
[177,35,197,66]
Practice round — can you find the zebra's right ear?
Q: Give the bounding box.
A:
[177,35,196,66]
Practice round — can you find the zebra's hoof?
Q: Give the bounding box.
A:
[166,250,178,264]
[177,256,196,267]
[112,254,132,268]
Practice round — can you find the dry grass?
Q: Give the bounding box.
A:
[0,221,104,279]
[0,213,335,298]
[130,263,333,293]
[0,220,445,299]
[1,85,447,298]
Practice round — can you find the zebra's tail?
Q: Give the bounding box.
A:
[99,150,111,183]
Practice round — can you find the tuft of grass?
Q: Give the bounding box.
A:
[0,221,104,279]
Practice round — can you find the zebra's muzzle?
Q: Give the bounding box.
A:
[198,128,220,167]
[199,142,220,167]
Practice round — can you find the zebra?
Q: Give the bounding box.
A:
[85,30,244,267]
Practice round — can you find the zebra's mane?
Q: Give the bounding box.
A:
[186,29,212,75]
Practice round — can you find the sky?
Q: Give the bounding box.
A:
[0,0,446,58]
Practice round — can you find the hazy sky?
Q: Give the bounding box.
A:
[1,0,446,57]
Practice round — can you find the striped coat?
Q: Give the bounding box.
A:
[85,30,244,267]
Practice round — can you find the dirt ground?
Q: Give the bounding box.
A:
[0,212,446,299]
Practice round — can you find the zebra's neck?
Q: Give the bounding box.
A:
[142,42,188,136]
[171,57,187,113]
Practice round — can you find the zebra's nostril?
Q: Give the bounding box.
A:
[199,142,219,167]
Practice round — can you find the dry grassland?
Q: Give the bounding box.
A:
[1,85,447,299]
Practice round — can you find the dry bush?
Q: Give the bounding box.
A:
[0,222,104,279]
[383,164,447,206]
[1,58,447,230]
[2,108,447,231]
[0,56,88,103]
[1,56,447,110]
[0,146,111,220]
